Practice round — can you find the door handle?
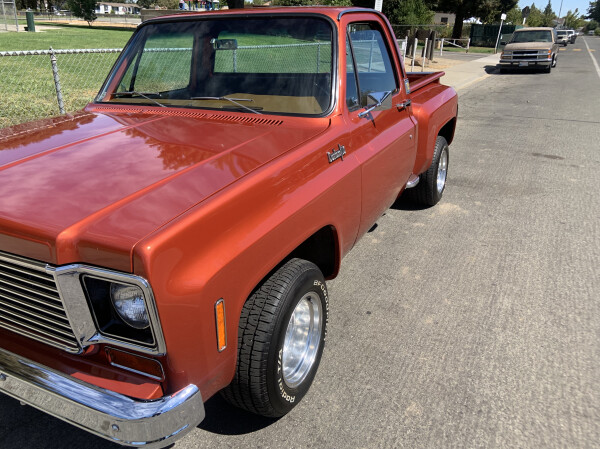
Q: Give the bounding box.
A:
[396,99,412,111]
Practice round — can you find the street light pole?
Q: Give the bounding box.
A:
[495,13,507,54]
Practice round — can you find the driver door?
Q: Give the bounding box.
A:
[345,21,417,238]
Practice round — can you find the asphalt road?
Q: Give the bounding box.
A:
[1,38,599,449]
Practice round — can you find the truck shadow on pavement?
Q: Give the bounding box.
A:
[0,394,122,449]
[197,394,279,435]
[484,65,501,74]
[0,392,278,447]
[484,65,550,75]
[391,196,432,211]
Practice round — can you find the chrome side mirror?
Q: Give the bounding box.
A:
[358,91,392,118]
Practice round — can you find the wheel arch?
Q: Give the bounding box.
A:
[286,225,339,280]
[241,225,340,307]
[437,116,456,146]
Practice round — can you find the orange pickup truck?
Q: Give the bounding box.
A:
[0,7,457,447]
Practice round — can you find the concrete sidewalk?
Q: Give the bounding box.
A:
[438,53,500,91]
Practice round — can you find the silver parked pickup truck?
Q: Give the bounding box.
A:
[499,27,559,73]
[556,30,569,46]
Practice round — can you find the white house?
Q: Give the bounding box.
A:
[95,2,141,14]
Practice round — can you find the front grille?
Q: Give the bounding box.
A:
[0,252,80,352]
[511,51,548,60]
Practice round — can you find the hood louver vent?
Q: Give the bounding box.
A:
[205,114,283,126]
[92,106,283,126]
[92,106,207,119]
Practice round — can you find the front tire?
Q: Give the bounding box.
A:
[407,135,449,206]
[221,258,328,417]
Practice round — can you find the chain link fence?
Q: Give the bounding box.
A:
[1,37,408,129]
[391,24,473,40]
[215,42,332,74]
[1,42,334,129]
[0,48,122,129]
[1,0,18,31]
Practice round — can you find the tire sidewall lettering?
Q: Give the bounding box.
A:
[269,269,328,413]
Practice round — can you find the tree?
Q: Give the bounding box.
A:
[587,1,600,21]
[525,3,544,26]
[436,0,518,38]
[154,0,178,7]
[505,5,522,24]
[563,9,584,28]
[136,0,153,8]
[320,0,353,5]
[541,0,556,26]
[383,0,434,25]
[66,0,97,26]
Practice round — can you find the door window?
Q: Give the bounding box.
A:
[347,23,398,106]
[346,38,359,110]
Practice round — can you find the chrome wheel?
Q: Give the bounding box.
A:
[436,146,448,195]
[282,292,323,389]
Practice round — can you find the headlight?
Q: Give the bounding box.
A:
[82,275,156,348]
[110,283,149,329]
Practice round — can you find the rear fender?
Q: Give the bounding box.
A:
[410,84,457,175]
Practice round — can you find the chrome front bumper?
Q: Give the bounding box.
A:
[499,57,551,67]
[0,347,205,448]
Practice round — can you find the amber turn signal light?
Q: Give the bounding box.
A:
[215,299,227,352]
[106,347,165,381]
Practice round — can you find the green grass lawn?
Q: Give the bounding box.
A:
[0,24,133,128]
[0,23,133,51]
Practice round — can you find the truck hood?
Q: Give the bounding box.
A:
[504,42,553,51]
[0,109,328,271]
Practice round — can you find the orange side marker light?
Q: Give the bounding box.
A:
[215,299,227,352]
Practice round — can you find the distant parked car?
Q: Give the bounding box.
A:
[555,30,569,46]
[589,30,596,36]
[566,30,576,43]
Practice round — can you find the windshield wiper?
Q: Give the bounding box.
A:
[113,91,166,108]
[190,96,262,115]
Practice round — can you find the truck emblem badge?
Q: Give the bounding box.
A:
[327,144,346,163]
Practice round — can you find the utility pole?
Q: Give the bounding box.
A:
[558,0,564,25]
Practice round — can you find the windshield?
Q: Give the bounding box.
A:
[510,30,553,43]
[96,17,334,116]
[557,31,567,36]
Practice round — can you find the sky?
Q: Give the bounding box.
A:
[518,0,594,18]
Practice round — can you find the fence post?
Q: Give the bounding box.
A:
[233,48,237,73]
[49,47,65,115]
[411,38,417,71]
[404,37,408,58]
[368,38,374,72]
[422,38,428,72]
[12,1,19,32]
[1,0,7,31]
[466,38,470,53]
[317,42,321,73]
[440,38,444,56]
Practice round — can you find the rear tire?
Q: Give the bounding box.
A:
[221,258,328,417]
[406,135,449,207]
